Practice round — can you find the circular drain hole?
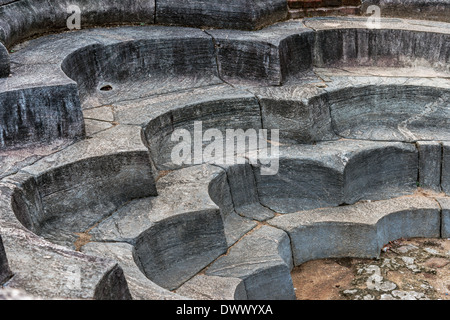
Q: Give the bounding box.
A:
[100,84,113,92]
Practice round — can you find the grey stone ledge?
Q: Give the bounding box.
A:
[443,142,450,194]
[206,225,295,300]
[1,125,156,248]
[252,140,418,213]
[176,275,247,300]
[0,183,131,299]
[81,242,185,300]
[88,164,251,292]
[0,42,9,78]
[269,196,441,266]
[417,141,443,192]
[304,16,450,33]
[1,21,449,150]
[361,0,450,23]
[0,234,11,285]
[0,14,448,300]
[0,0,289,49]
[437,197,450,238]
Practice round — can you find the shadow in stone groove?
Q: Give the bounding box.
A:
[133,211,229,291]
[8,151,157,249]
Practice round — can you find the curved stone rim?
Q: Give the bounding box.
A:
[0,0,289,49]
[0,15,448,300]
[2,18,449,150]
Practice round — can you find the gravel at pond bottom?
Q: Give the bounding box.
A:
[291,238,450,300]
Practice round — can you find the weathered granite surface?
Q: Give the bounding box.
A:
[443,142,450,194]
[362,0,450,23]
[0,42,8,78]
[134,209,228,291]
[269,196,441,265]
[176,275,247,300]
[218,164,276,221]
[0,234,11,285]
[1,18,449,150]
[207,165,258,245]
[0,82,85,150]
[417,141,442,192]
[82,242,185,300]
[0,11,449,300]
[0,0,289,50]
[438,197,450,238]
[252,140,418,213]
[144,94,263,170]
[251,84,337,144]
[207,21,314,85]
[206,226,295,300]
[156,0,288,30]
[60,28,221,108]
[0,125,156,249]
[0,0,155,47]
[88,165,233,292]
[0,183,131,299]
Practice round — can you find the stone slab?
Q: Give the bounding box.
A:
[1,172,45,236]
[207,167,259,246]
[326,83,450,142]
[143,94,263,170]
[306,17,450,73]
[0,234,11,285]
[253,140,417,213]
[206,226,295,300]
[0,140,71,180]
[82,242,184,300]
[0,42,8,77]
[207,21,314,85]
[361,0,450,23]
[89,165,223,242]
[176,275,247,300]
[251,84,337,144]
[417,141,442,192]
[88,165,229,291]
[83,106,114,122]
[83,119,113,137]
[114,84,240,126]
[16,125,156,247]
[443,142,450,194]
[269,196,441,266]
[133,209,228,291]
[51,0,156,29]
[304,16,450,34]
[70,37,220,108]
[0,182,132,299]
[0,0,156,47]
[0,82,85,150]
[342,141,418,204]
[0,221,131,299]
[437,197,450,238]
[221,164,275,221]
[156,0,288,30]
